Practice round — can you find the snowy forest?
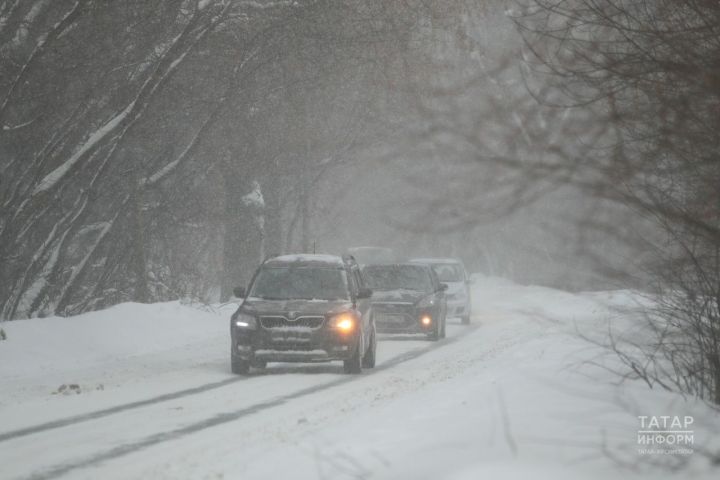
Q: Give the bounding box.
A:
[0,0,433,317]
[1,0,720,406]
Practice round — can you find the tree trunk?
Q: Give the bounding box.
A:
[262,175,283,257]
[221,172,262,301]
[129,179,148,304]
[299,177,311,253]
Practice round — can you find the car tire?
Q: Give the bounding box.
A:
[251,359,267,369]
[344,337,363,374]
[362,328,376,369]
[440,316,447,338]
[231,357,250,375]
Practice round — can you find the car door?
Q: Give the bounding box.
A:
[351,267,372,335]
[348,265,370,338]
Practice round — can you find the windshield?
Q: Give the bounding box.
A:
[248,266,349,300]
[362,265,432,292]
[431,264,464,282]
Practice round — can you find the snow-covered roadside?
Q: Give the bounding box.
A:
[0,300,233,423]
[0,301,230,380]
[1,276,718,480]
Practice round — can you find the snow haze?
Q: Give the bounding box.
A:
[1,1,719,479]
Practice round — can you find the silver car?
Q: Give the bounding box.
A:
[409,257,472,324]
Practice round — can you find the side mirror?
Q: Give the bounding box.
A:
[440,283,449,291]
[233,286,246,298]
[357,287,373,299]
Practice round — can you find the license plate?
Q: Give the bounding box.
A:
[376,314,405,324]
[271,333,311,343]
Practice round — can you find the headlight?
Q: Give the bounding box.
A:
[416,296,435,308]
[234,313,257,329]
[329,313,355,332]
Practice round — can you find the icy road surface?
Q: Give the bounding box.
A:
[1,277,718,480]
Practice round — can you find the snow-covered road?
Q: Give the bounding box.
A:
[1,277,718,480]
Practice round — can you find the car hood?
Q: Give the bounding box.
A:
[239,298,352,317]
[371,289,429,304]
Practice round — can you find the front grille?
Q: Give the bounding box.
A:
[259,315,324,330]
[372,302,414,314]
[373,302,415,327]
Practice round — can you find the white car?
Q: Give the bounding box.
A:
[410,257,472,324]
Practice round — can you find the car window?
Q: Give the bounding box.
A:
[248,266,349,300]
[429,269,441,290]
[362,265,433,292]
[432,264,464,282]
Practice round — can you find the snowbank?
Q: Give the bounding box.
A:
[0,301,228,380]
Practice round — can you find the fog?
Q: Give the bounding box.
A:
[2,2,720,476]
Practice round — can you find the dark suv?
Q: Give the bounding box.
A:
[230,254,376,374]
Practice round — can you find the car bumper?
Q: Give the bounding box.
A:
[374,308,438,334]
[376,322,434,334]
[232,327,359,363]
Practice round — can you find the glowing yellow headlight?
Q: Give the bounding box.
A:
[331,314,355,331]
[420,315,432,326]
[337,318,354,330]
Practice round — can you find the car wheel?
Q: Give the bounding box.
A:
[251,359,267,369]
[231,357,250,375]
[344,337,363,374]
[440,316,447,338]
[461,314,471,325]
[362,328,376,369]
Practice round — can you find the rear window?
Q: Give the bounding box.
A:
[362,265,433,292]
[431,264,464,282]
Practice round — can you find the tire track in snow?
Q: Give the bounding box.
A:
[18,325,481,480]
[0,377,244,444]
